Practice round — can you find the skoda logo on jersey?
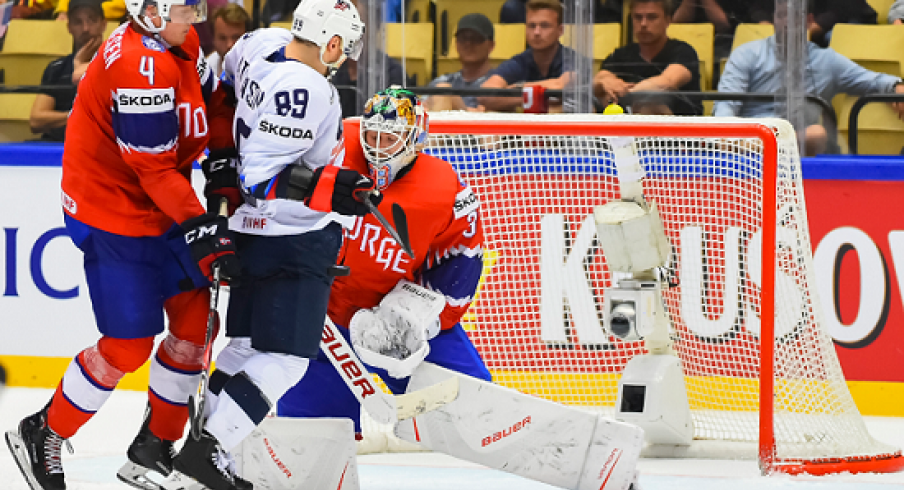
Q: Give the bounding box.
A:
[258,120,314,139]
[142,36,165,52]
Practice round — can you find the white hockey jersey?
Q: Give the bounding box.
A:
[222,28,352,236]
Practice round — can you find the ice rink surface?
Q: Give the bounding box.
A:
[2,386,904,490]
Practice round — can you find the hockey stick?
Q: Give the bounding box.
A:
[321,318,459,424]
[357,190,415,260]
[188,198,228,441]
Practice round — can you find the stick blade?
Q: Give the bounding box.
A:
[391,203,414,260]
[394,376,460,420]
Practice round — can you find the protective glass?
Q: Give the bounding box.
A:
[167,0,207,24]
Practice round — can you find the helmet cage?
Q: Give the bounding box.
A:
[359,88,428,190]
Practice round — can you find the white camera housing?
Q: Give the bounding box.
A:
[603,279,663,342]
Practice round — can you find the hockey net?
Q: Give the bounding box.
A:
[349,113,903,475]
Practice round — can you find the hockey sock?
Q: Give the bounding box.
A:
[48,337,154,438]
[148,335,204,441]
[205,338,255,417]
[206,352,309,450]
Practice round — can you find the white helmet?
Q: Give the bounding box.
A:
[125,0,208,35]
[292,0,365,72]
[360,87,428,190]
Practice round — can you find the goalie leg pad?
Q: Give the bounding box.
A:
[234,417,359,490]
[395,363,642,490]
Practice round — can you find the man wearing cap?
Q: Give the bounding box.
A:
[478,0,574,112]
[29,0,106,141]
[425,13,495,111]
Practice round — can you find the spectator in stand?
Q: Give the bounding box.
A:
[672,0,772,59]
[55,0,125,21]
[207,3,250,75]
[892,0,904,24]
[751,0,877,47]
[29,0,105,142]
[714,1,904,156]
[425,13,495,112]
[500,0,622,24]
[10,0,56,19]
[479,0,573,112]
[593,0,702,115]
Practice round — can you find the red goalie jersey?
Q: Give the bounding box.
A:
[329,130,485,332]
[61,23,219,237]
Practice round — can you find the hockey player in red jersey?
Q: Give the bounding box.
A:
[4,1,240,490]
[276,87,492,432]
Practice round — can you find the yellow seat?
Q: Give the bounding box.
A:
[406,0,433,23]
[271,21,291,30]
[719,23,774,81]
[0,20,126,85]
[666,23,714,91]
[435,23,524,80]
[830,24,904,77]
[837,94,904,154]
[0,94,38,143]
[433,0,505,56]
[386,23,434,86]
[868,0,897,24]
[560,23,621,67]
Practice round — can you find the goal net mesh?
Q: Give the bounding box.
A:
[355,113,898,466]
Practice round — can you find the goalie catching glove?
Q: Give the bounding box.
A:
[350,281,446,379]
[182,213,241,283]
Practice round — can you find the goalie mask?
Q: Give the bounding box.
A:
[292,0,365,74]
[126,0,207,34]
[360,87,428,190]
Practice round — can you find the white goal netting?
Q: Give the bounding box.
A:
[353,113,900,473]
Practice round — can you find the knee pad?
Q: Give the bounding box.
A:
[242,352,310,404]
[97,336,155,374]
[216,337,256,376]
[159,334,205,368]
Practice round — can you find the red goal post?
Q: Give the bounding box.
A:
[344,113,904,475]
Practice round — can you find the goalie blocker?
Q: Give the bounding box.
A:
[395,363,643,490]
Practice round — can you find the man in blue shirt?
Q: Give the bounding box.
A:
[478,0,575,111]
[714,2,904,155]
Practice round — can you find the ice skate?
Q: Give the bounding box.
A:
[117,408,176,490]
[5,408,72,490]
[163,430,251,490]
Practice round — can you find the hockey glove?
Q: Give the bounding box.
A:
[306,165,382,216]
[182,213,241,283]
[202,148,242,215]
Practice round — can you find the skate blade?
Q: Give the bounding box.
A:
[159,470,208,490]
[117,461,169,490]
[5,430,45,490]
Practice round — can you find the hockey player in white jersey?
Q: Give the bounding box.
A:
[160,1,369,489]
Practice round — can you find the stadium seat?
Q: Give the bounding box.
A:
[270,21,291,30]
[406,0,432,23]
[667,23,714,91]
[434,23,525,80]
[837,94,904,155]
[829,24,904,77]
[433,0,505,56]
[560,23,621,67]
[0,94,38,143]
[386,23,434,86]
[868,0,896,24]
[0,20,70,85]
[0,20,124,86]
[719,23,774,81]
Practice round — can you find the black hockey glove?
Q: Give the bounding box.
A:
[306,165,382,216]
[182,213,241,283]
[202,148,242,214]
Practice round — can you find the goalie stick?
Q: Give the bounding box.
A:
[321,318,459,424]
[188,198,228,441]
